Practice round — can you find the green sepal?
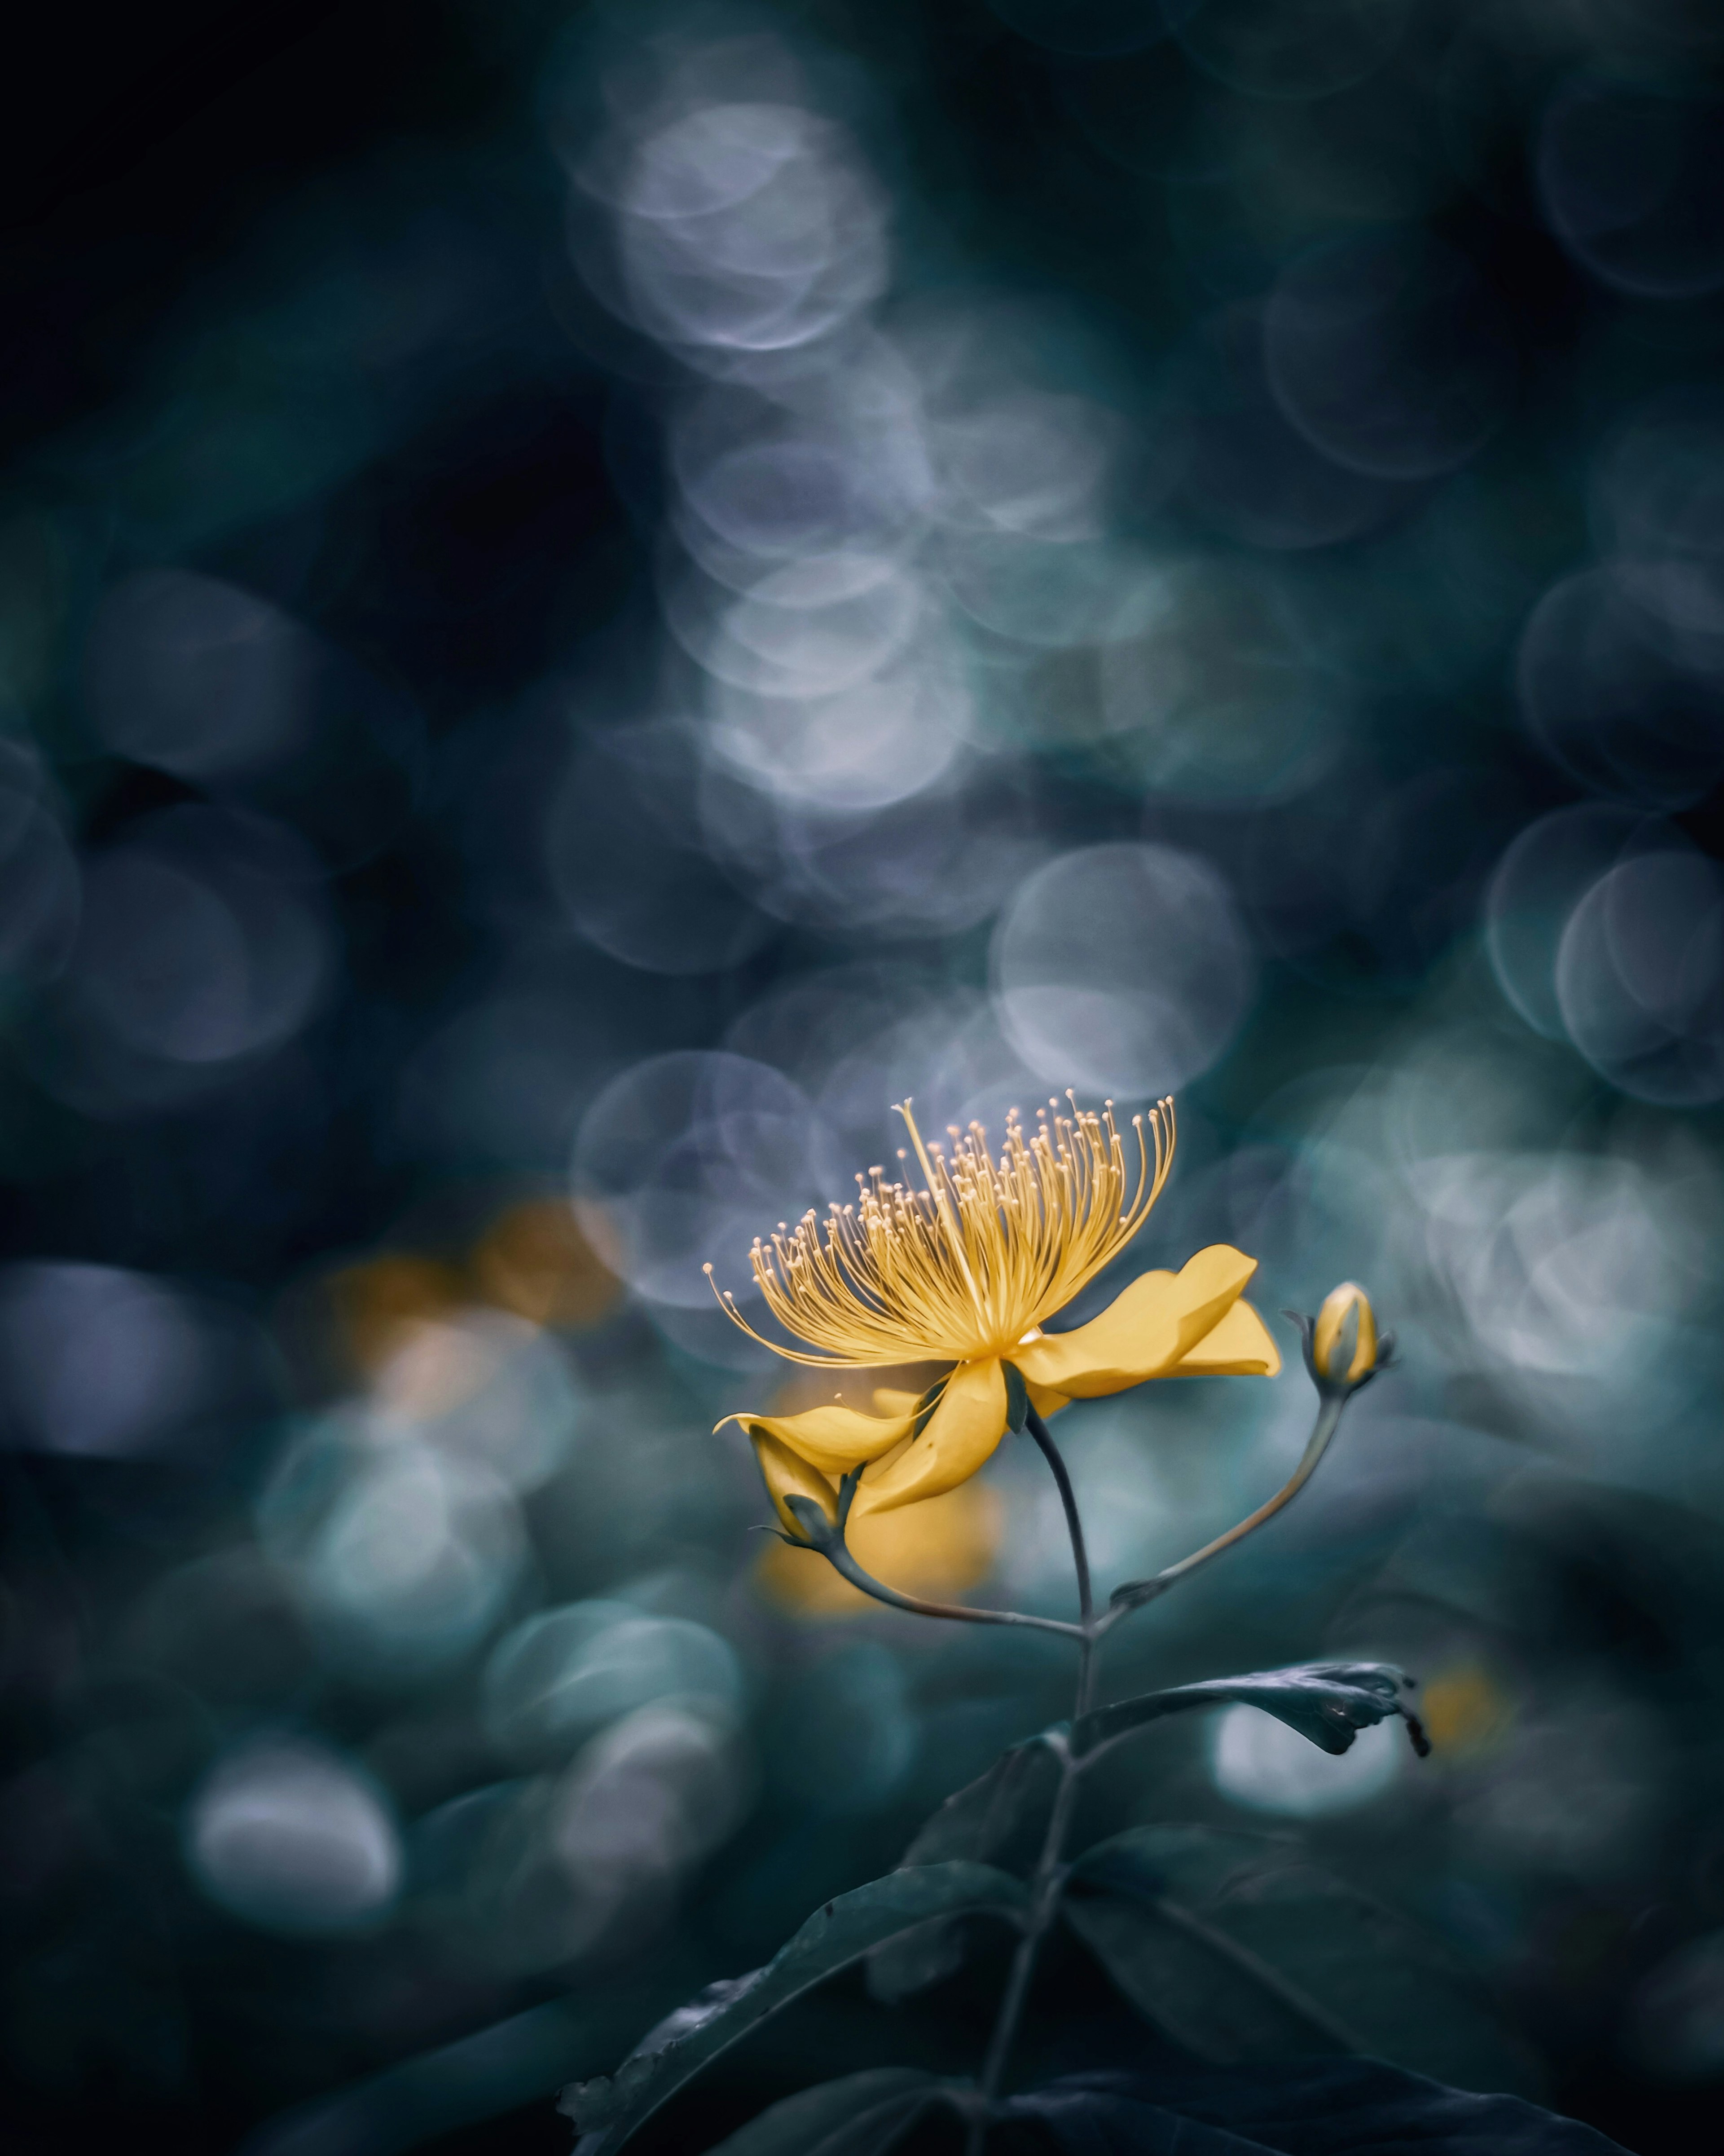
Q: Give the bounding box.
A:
[559,1863,1026,2155]
[782,1495,837,1552]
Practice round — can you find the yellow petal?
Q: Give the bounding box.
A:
[871,1386,924,1416]
[719,1401,916,1477]
[1173,1296,1280,1376]
[853,1358,1008,1515]
[1013,1245,1263,1400]
[1025,1378,1070,1419]
[748,1428,838,1537]
[755,1477,1005,1619]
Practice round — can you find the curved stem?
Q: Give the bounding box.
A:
[1022,1404,1096,1718]
[1094,1392,1345,1639]
[811,1536,1085,1639]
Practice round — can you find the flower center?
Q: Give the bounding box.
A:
[707,1094,1174,1368]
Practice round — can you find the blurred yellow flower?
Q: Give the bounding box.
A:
[1419,1662,1514,1758]
[756,1475,1004,1618]
[715,1096,1279,1520]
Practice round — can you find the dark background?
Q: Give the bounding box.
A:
[5,1,1724,2150]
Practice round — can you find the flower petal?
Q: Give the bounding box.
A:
[854,1358,1008,1515]
[1013,1245,1264,1399]
[1025,1377,1070,1419]
[748,1428,838,1536]
[720,1401,917,1477]
[1173,1296,1280,1376]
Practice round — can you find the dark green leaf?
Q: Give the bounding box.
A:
[866,1736,1061,2003]
[704,2068,949,2156]
[1065,1825,1531,2095]
[559,1862,1025,2155]
[1008,2061,1624,2153]
[864,1913,972,2006]
[897,1735,1064,1874]
[1073,1662,1429,1761]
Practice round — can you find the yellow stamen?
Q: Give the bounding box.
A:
[706,1095,1174,1367]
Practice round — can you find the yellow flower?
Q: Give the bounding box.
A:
[755,1475,1003,1618]
[713,1096,1279,1520]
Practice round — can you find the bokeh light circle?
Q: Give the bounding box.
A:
[1211,1705,1403,1815]
[1484,806,1646,1041]
[1517,569,1724,810]
[573,1051,821,1308]
[1264,231,1511,481]
[1556,851,1724,1105]
[484,1601,743,1764]
[1539,83,1724,300]
[187,1740,400,1935]
[992,842,1255,1097]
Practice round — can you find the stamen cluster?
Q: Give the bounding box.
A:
[708,1095,1173,1367]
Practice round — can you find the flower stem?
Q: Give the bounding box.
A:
[812,1535,1085,1639]
[1093,1391,1346,1637]
[967,1408,1098,2151]
[1022,1405,1095,1714]
[971,1741,1079,2145]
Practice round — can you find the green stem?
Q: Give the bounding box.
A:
[812,1537,1084,1640]
[1093,1392,1346,1639]
[1022,1406,1095,1714]
[965,1408,1097,2151]
[972,1740,1078,2134]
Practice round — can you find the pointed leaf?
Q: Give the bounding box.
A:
[705,2069,949,2156]
[1073,1661,1429,1761]
[1066,1825,1531,2095]
[866,1735,1062,2003]
[1007,2060,1626,2153]
[898,1734,1064,1874]
[559,1862,1025,2155]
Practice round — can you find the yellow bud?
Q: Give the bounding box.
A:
[746,1425,839,1538]
[1311,1281,1377,1385]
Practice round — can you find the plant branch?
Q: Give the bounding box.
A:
[965,1404,1102,2151]
[780,1482,1084,1641]
[971,1750,1079,2142]
[1022,1403,1096,1717]
[1095,1391,1346,1637]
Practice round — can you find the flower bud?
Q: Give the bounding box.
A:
[746,1424,839,1539]
[1311,1282,1377,1386]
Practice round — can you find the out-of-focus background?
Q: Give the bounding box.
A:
[5,1,1724,2149]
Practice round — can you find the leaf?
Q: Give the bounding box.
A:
[864,1913,972,2006]
[866,1736,1061,2004]
[1072,1662,1429,1761]
[243,1991,674,2156]
[704,2068,949,2156]
[1064,1891,1353,2064]
[1065,1825,1531,2095]
[1006,2060,1627,2153]
[897,1734,1064,1875]
[558,1862,1026,2156]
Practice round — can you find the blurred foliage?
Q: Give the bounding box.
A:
[4,0,1724,2149]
